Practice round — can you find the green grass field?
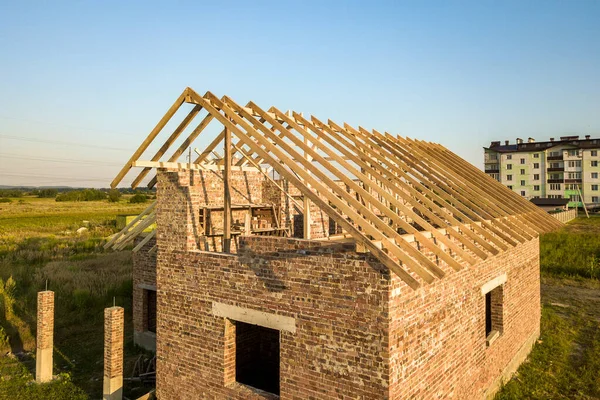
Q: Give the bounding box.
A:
[0,197,153,399]
[2,198,600,399]
[496,214,600,399]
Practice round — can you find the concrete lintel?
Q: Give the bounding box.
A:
[137,283,156,291]
[212,302,296,333]
[481,273,507,295]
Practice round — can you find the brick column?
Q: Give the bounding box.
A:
[223,319,236,385]
[103,307,124,400]
[156,170,202,253]
[36,290,54,383]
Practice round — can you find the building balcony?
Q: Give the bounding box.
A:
[485,169,499,174]
[565,179,582,184]
[547,179,564,184]
[547,167,564,172]
[547,155,563,161]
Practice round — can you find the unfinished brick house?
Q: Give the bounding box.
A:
[107,87,563,399]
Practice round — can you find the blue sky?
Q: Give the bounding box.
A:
[1,1,599,187]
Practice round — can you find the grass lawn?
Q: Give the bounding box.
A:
[0,197,153,399]
[495,214,600,399]
[2,199,599,398]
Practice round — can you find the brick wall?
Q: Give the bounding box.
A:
[155,170,391,399]
[132,236,157,336]
[388,238,540,399]
[152,169,541,399]
[155,238,390,399]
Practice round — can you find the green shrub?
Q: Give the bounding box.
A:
[0,325,9,354]
[0,198,11,203]
[38,189,58,198]
[72,289,93,310]
[0,276,16,317]
[56,189,107,202]
[0,189,23,198]
[129,194,147,204]
[107,189,121,203]
[3,276,16,298]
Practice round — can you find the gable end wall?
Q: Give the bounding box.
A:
[155,170,391,399]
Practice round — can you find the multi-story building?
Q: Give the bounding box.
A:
[484,136,600,207]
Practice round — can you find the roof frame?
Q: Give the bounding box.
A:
[110,87,564,290]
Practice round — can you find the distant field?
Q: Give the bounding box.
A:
[0,197,153,399]
[0,196,147,237]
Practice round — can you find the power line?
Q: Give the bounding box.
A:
[0,134,133,152]
[0,115,139,137]
[0,153,124,167]
[0,172,113,182]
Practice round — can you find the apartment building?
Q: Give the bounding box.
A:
[484,136,600,207]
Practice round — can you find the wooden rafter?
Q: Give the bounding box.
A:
[343,124,518,249]
[111,89,189,188]
[145,111,215,189]
[109,87,564,290]
[130,104,203,188]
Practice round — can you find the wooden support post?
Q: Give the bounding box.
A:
[36,291,54,383]
[303,134,312,239]
[230,144,304,211]
[223,127,232,252]
[244,210,251,236]
[577,186,589,218]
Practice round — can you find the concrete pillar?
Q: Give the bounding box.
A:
[36,290,54,383]
[103,306,124,400]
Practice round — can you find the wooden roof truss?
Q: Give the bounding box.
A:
[111,87,562,290]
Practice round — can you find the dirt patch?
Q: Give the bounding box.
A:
[542,283,600,321]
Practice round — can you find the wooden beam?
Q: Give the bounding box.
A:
[415,139,559,233]
[133,230,156,252]
[223,125,232,253]
[346,125,519,250]
[380,132,534,242]
[309,116,497,260]
[194,129,226,164]
[231,144,304,211]
[421,141,550,235]
[303,132,312,239]
[104,201,156,249]
[133,160,259,172]
[130,104,202,189]
[281,110,477,268]
[144,112,215,189]
[231,98,446,279]
[188,91,423,288]
[114,213,156,250]
[428,141,563,231]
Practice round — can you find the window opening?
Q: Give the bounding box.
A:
[235,322,280,395]
[484,285,504,346]
[147,289,157,333]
